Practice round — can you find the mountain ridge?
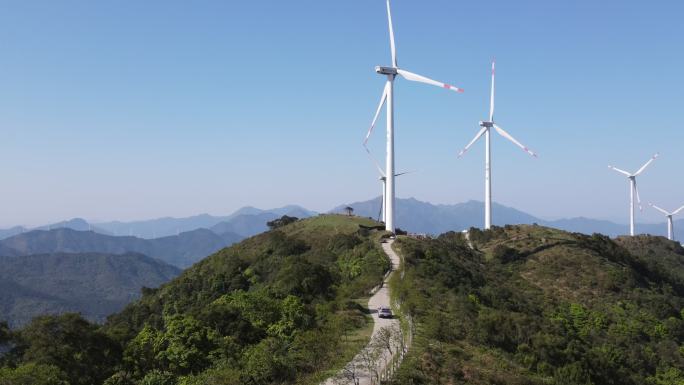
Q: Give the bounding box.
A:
[333,196,680,238]
[0,228,239,268]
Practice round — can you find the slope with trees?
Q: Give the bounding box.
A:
[0,215,390,385]
[389,225,684,384]
[0,253,181,327]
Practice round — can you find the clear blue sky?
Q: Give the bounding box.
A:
[1,0,682,227]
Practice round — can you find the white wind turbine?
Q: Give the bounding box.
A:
[608,153,659,236]
[363,144,413,223]
[649,203,684,241]
[456,60,537,230]
[363,0,463,233]
[377,171,412,223]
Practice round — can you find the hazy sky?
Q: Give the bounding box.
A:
[1,0,683,227]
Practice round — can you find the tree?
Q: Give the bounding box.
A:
[156,315,223,376]
[374,326,395,356]
[0,363,70,385]
[358,345,381,384]
[344,207,354,216]
[0,321,10,345]
[176,364,243,385]
[17,313,121,385]
[266,295,307,339]
[274,256,335,300]
[123,325,162,378]
[103,371,136,385]
[241,337,295,384]
[337,360,361,385]
[267,216,298,230]
[139,370,176,385]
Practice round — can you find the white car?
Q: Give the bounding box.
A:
[378,307,393,319]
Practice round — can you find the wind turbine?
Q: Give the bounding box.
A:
[363,145,413,223]
[363,0,463,233]
[608,153,659,236]
[649,203,684,241]
[378,171,412,223]
[456,60,537,230]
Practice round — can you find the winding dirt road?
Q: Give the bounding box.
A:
[324,239,402,385]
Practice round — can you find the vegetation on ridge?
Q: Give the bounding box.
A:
[0,215,389,385]
[390,225,684,384]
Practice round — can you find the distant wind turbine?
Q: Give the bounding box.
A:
[649,203,684,241]
[608,153,659,236]
[363,148,413,223]
[456,60,537,230]
[363,0,463,233]
[378,171,412,223]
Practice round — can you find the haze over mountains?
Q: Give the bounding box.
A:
[0,228,240,268]
[0,205,316,240]
[0,200,679,244]
[334,197,681,238]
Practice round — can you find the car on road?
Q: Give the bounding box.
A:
[378,307,393,319]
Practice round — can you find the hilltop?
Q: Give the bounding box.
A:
[389,225,684,384]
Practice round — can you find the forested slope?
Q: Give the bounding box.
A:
[0,215,390,385]
[390,225,684,385]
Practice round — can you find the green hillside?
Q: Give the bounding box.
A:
[0,253,181,327]
[389,225,684,385]
[0,215,389,385]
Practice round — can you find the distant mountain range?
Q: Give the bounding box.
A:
[332,197,680,238]
[0,205,316,240]
[0,200,678,259]
[0,228,239,268]
[0,252,180,327]
[93,205,316,239]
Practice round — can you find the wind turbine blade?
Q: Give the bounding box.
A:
[608,166,632,177]
[493,124,537,157]
[397,69,464,93]
[363,82,389,145]
[634,153,659,176]
[489,59,495,121]
[394,171,415,177]
[363,145,386,177]
[650,203,671,216]
[386,0,397,67]
[634,179,643,211]
[672,205,684,216]
[457,126,488,158]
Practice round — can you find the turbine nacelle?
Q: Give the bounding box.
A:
[375,66,398,75]
[479,121,494,128]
